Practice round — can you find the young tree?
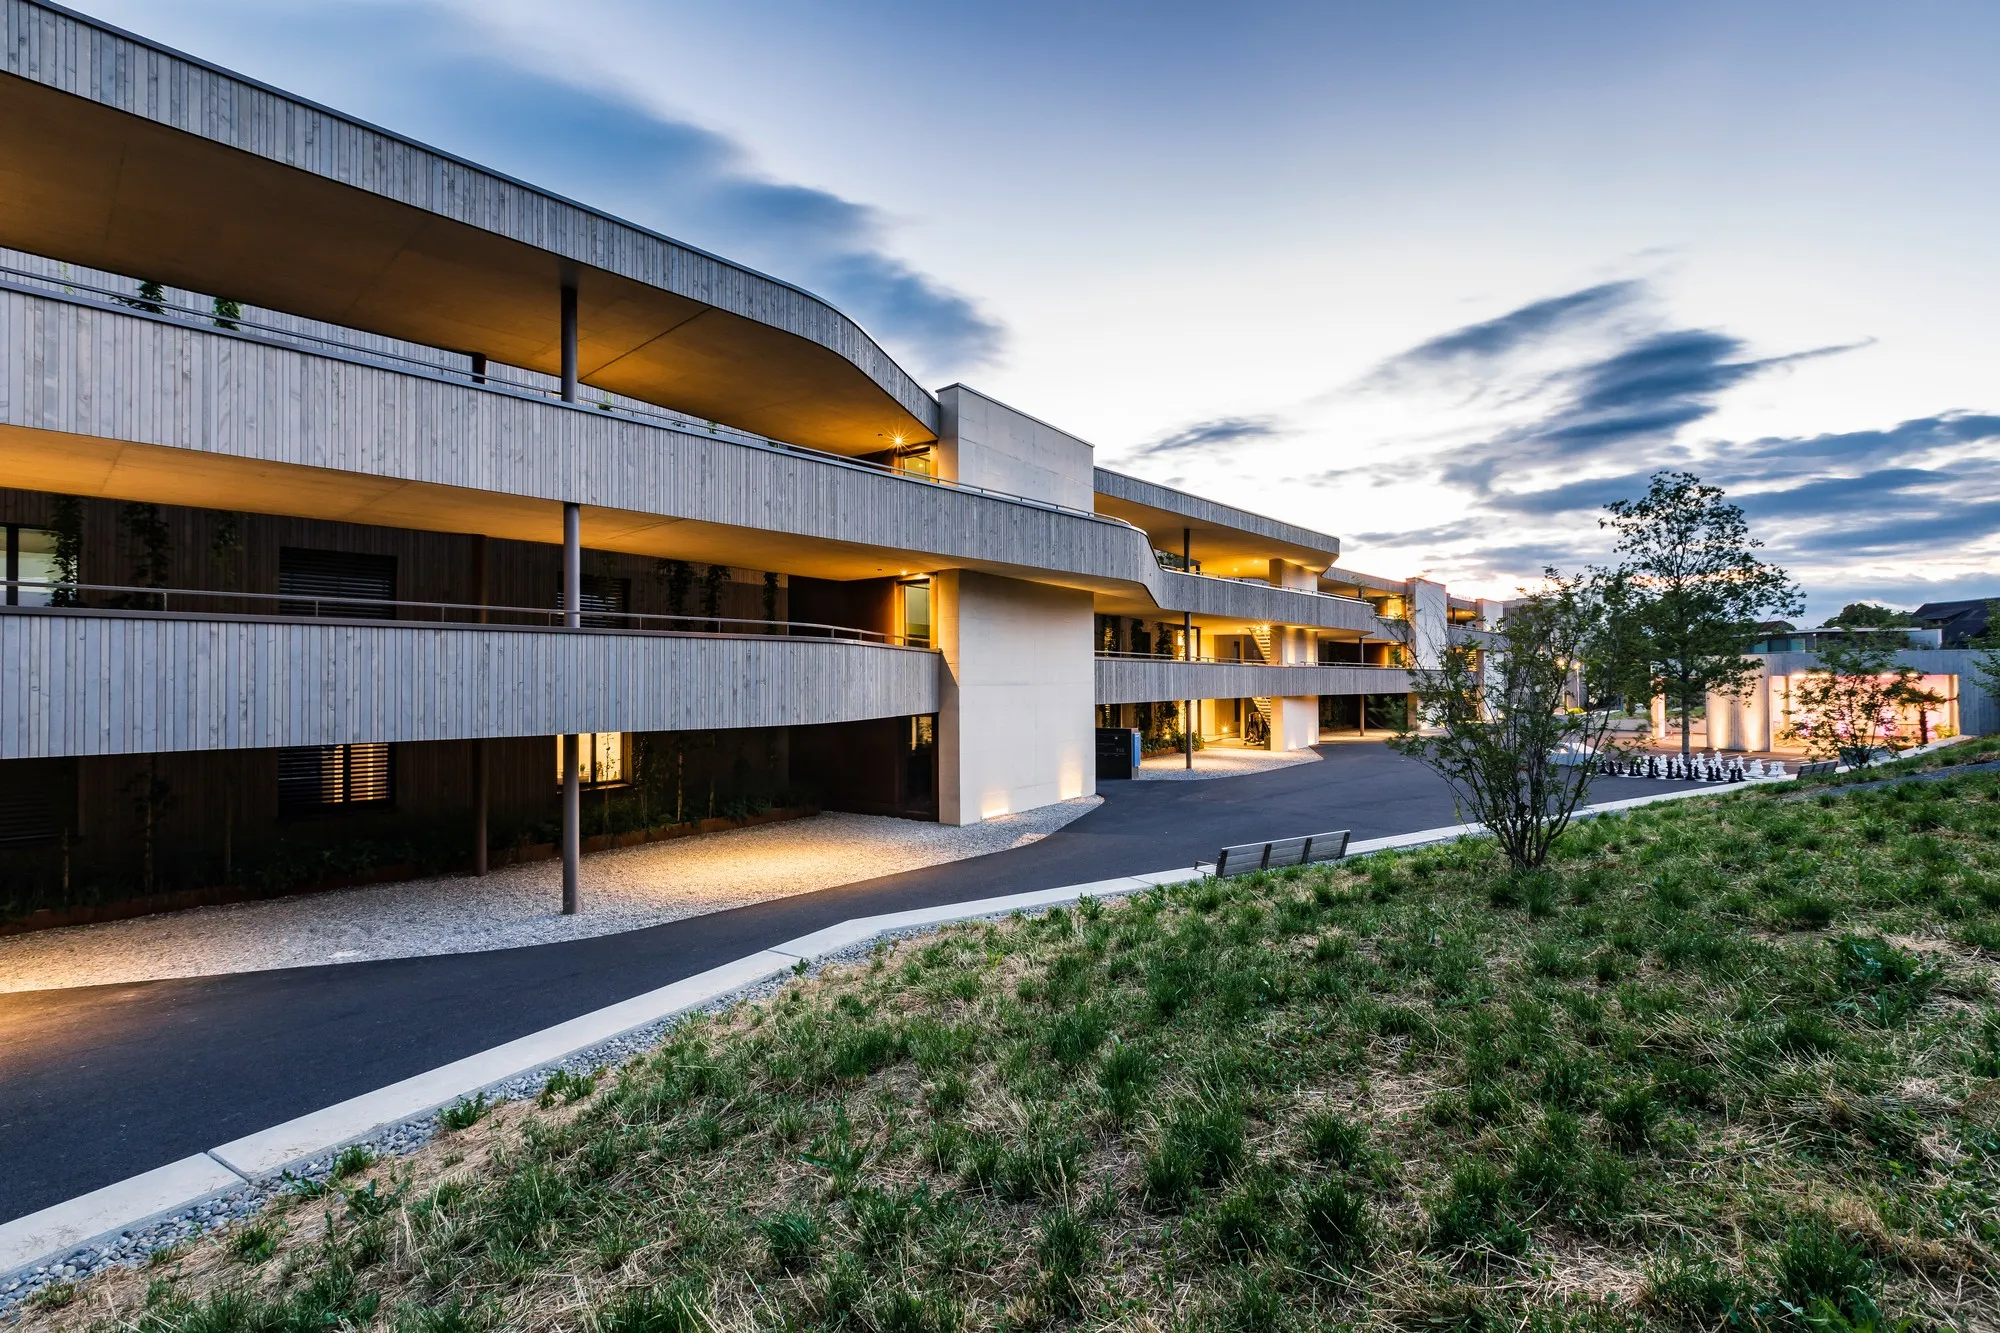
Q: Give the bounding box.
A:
[1821,601,1913,630]
[1390,576,1618,872]
[1781,632,1922,766]
[1599,472,1802,760]
[1966,600,2000,712]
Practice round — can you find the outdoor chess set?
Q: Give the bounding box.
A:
[1593,753,1782,782]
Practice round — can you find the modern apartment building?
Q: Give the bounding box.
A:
[0,2,1496,925]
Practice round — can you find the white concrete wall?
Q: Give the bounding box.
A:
[1269,560,1317,591]
[935,569,1095,824]
[1272,696,1319,751]
[935,385,1095,512]
[1406,579,1450,670]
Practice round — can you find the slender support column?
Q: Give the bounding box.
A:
[1183,608,1194,770]
[561,733,580,914]
[563,503,581,629]
[1182,527,1191,572]
[560,284,579,403]
[470,351,487,385]
[473,739,489,876]
[560,498,582,912]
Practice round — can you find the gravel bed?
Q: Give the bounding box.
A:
[0,800,1100,994]
[0,896,1131,1315]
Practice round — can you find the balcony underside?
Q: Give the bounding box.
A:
[0,12,935,453]
[1095,658,1412,706]
[0,610,939,760]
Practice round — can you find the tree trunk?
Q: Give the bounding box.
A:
[1680,696,1693,761]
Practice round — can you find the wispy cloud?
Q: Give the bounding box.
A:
[1125,414,1286,459]
[1360,279,1641,388]
[130,0,1005,380]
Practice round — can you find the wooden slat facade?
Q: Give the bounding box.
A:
[0,287,1387,636]
[1095,658,1414,707]
[0,611,940,760]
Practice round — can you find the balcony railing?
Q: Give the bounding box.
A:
[1094,650,1404,667]
[1,581,930,648]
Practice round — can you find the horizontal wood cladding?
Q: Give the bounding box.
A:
[1095,658,1413,707]
[0,0,937,434]
[0,290,1385,635]
[0,612,940,759]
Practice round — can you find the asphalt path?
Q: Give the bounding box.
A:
[0,743,1700,1222]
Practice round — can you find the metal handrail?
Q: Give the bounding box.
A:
[0,265,1134,531]
[1094,650,1406,667]
[0,580,931,647]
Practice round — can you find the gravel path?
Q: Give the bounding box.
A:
[0,799,1100,994]
[1134,746,1321,781]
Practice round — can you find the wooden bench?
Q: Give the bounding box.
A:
[1210,830,1351,878]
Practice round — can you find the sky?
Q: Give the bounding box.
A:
[88,0,2000,623]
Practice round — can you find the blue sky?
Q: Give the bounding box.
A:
[91,0,2000,621]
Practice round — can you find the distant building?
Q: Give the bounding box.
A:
[1911,599,1996,647]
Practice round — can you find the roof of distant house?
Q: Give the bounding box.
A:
[1911,598,1995,646]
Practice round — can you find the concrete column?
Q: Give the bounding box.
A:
[472,739,489,876]
[561,733,580,914]
[560,284,579,403]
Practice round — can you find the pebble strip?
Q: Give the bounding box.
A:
[0,800,1100,994]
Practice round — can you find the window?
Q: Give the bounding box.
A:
[893,445,935,477]
[5,525,58,606]
[556,576,631,628]
[905,715,936,800]
[898,577,932,648]
[557,733,627,788]
[279,548,397,618]
[278,743,394,813]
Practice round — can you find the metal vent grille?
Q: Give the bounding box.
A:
[277,743,394,812]
[0,768,57,844]
[278,548,396,618]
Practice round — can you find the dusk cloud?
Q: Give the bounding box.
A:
[1127,414,1286,459]
[138,1,1005,381]
[1362,279,1640,387]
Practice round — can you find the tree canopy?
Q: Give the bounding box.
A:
[1597,471,1801,757]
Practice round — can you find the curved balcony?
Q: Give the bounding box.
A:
[1095,653,1413,706]
[0,587,939,761]
[0,281,1384,637]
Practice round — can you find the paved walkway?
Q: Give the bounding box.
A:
[1134,744,1320,780]
[0,801,1099,993]
[0,743,1704,1223]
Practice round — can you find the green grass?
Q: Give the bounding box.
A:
[36,772,2000,1332]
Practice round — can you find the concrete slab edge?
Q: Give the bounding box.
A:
[0,775,1781,1282]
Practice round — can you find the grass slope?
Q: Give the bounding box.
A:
[19,775,2000,1333]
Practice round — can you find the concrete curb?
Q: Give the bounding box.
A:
[0,774,1785,1282]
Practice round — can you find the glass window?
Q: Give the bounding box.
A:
[557,733,628,787]
[898,578,931,648]
[6,526,59,607]
[894,446,935,477]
